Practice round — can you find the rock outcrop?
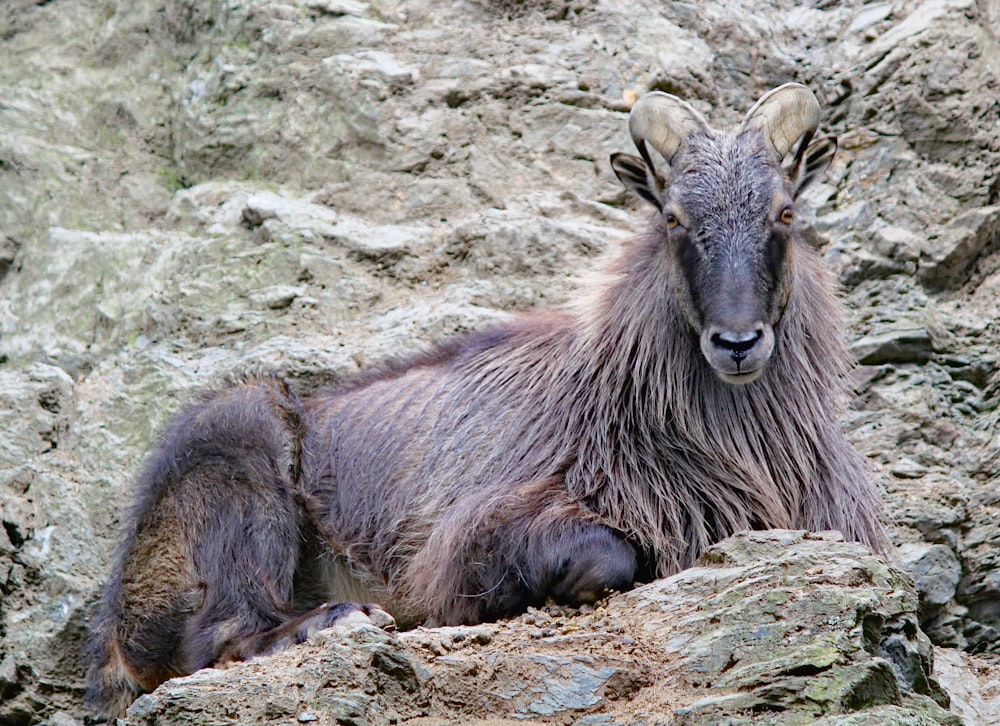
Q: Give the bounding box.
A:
[123,532,962,725]
[1,0,998,723]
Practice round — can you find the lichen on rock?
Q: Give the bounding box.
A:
[1,0,999,723]
[123,532,960,725]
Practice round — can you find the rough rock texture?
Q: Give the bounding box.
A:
[122,532,962,725]
[0,0,999,724]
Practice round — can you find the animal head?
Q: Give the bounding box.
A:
[611,84,837,384]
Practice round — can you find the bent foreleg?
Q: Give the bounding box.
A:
[408,477,638,626]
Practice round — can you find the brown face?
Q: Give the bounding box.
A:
[664,132,793,384]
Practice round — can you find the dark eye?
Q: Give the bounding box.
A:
[779,207,795,225]
[665,213,680,229]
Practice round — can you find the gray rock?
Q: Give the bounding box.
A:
[920,206,1000,290]
[1,0,1000,722]
[124,532,967,725]
[933,647,995,726]
[897,543,962,613]
[851,326,935,365]
[870,225,922,264]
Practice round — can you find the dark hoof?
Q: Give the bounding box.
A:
[541,524,638,606]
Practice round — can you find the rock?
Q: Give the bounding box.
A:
[896,543,963,616]
[124,532,967,725]
[851,326,935,365]
[870,225,922,264]
[0,234,18,282]
[920,206,1000,290]
[932,647,1000,726]
[241,191,339,231]
[1,0,1000,722]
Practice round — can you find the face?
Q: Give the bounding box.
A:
[611,117,837,385]
[662,133,794,384]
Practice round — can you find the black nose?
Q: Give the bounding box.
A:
[711,329,763,361]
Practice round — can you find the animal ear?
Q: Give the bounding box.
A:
[610,152,665,210]
[788,135,837,198]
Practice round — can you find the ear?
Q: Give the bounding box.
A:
[788,135,837,198]
[610,152,666,210]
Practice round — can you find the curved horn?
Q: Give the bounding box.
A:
[739,82,821,159]
[628,91,712,168]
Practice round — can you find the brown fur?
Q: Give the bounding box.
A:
[85,90,887,719]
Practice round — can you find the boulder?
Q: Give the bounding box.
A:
[0,0,999,722]
[124,532,962,725]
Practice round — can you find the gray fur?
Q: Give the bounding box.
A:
[86,87,887,718]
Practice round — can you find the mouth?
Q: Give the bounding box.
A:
[715,368,764,385]
[699,323,775,385]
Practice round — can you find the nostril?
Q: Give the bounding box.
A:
[711,329,763,357]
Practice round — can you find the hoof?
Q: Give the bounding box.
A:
[318,602,396,632]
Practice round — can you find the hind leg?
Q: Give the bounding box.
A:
[87,378,316,717]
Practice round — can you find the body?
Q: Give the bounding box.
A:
[300,231,882,624]
[86,84,887,718]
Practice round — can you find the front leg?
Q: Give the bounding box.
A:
[408,477,639,625]
[214,602,396,665]
[528,518,638,607]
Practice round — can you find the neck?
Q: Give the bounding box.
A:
[566,237,853,572]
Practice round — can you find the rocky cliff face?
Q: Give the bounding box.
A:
[0,0,998,724]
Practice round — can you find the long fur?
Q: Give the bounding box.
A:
[300,220,886,626]
[86,98,887,718]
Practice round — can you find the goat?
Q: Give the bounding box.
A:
[85,84,887,718]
